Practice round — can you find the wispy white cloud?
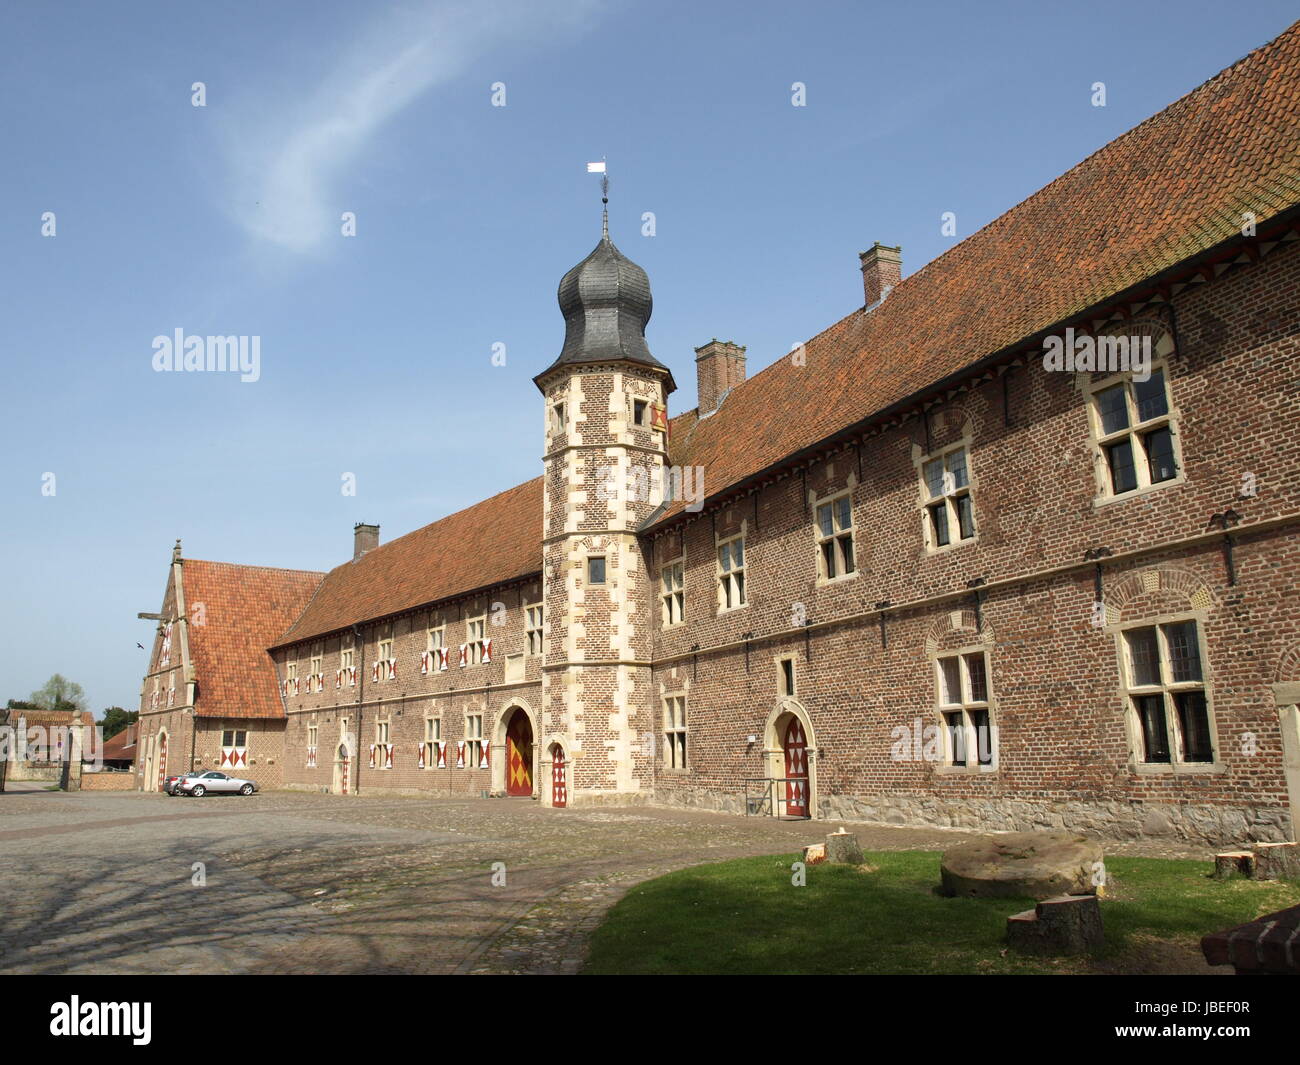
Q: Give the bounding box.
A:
[219,0,604,254]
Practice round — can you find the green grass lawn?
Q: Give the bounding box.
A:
[583,851,1300,975]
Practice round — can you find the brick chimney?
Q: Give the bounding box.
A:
[353,523,379,560]
[695,339,746,415]
[859,243,902,308]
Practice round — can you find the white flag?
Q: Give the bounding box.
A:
[586,161,606,173]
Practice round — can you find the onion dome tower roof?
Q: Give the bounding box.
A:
[535,215,675,391]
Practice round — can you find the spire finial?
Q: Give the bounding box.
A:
[588,158,609,238]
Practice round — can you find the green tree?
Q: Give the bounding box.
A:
[99,707,138,740]
[5,699,40,710]
[30,675,88,714]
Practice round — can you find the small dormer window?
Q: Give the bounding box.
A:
[633,399,648,426]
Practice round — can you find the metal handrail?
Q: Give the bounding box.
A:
[743,776,807,818]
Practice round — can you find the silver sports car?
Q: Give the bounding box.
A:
[177,771,258,797]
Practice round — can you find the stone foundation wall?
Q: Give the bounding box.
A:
[818,792,1292,846]
[649,786,1291,846]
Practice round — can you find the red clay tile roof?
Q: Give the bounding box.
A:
[274,477,544,648]
[252,26,1299,638]
[183,559,324,719]
[100,723,139,761]
[11,709,96,729]
[653,22,1300,524]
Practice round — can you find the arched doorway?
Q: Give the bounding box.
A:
[783,718,809,817]
[763,700,816,820]
[550,743,567,808]
[505,709,534,797]
[155,731,169,792]
[333,743,351,795]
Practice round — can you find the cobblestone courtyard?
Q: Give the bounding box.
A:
[0,790,1211,975]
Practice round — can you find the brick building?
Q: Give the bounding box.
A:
[135,26,1300,844]
[134,545,322,792]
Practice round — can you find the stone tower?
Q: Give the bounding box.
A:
[533,215,676,805]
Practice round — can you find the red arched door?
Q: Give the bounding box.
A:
[155,733,169,792]
[506,710,534,797]
[551,745,567,808]
[336,745,350,796]
[783,718,809,818]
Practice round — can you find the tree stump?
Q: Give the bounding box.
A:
[825,828,864,865]
[1252,842,1300,880]
[1006,894,1104,956]
[1213,851,1256,879]
[941,831,1103,899]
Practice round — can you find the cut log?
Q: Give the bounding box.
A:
[1252,841,1300,881]
[802,843,826,865]
[1213,851,1256,879]
[1006,893,1104,956]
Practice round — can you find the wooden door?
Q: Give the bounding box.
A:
[783,719,809,817]
[506,711,533,796]
[551,745,567,808]
[155,733,168,792]
[335,745,350,795]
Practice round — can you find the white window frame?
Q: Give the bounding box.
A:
[1087,362,1182,501]
[934,647,996,770]
[525,604,544,656]
[423,717,441,769]
[716,535,747,612]
[1118,616,1217,769]
[465,616,486,665]
[661,558,685,627]
[465,713,484,768]
[920,444,976,551]
[663,694,687,770]
[777,655,797,698]
[815,490,856,582]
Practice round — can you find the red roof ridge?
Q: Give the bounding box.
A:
[182,558,326,577]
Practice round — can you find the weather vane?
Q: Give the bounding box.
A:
[587,158,608,236]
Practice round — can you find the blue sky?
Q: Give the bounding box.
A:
[2,0,1295,714]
